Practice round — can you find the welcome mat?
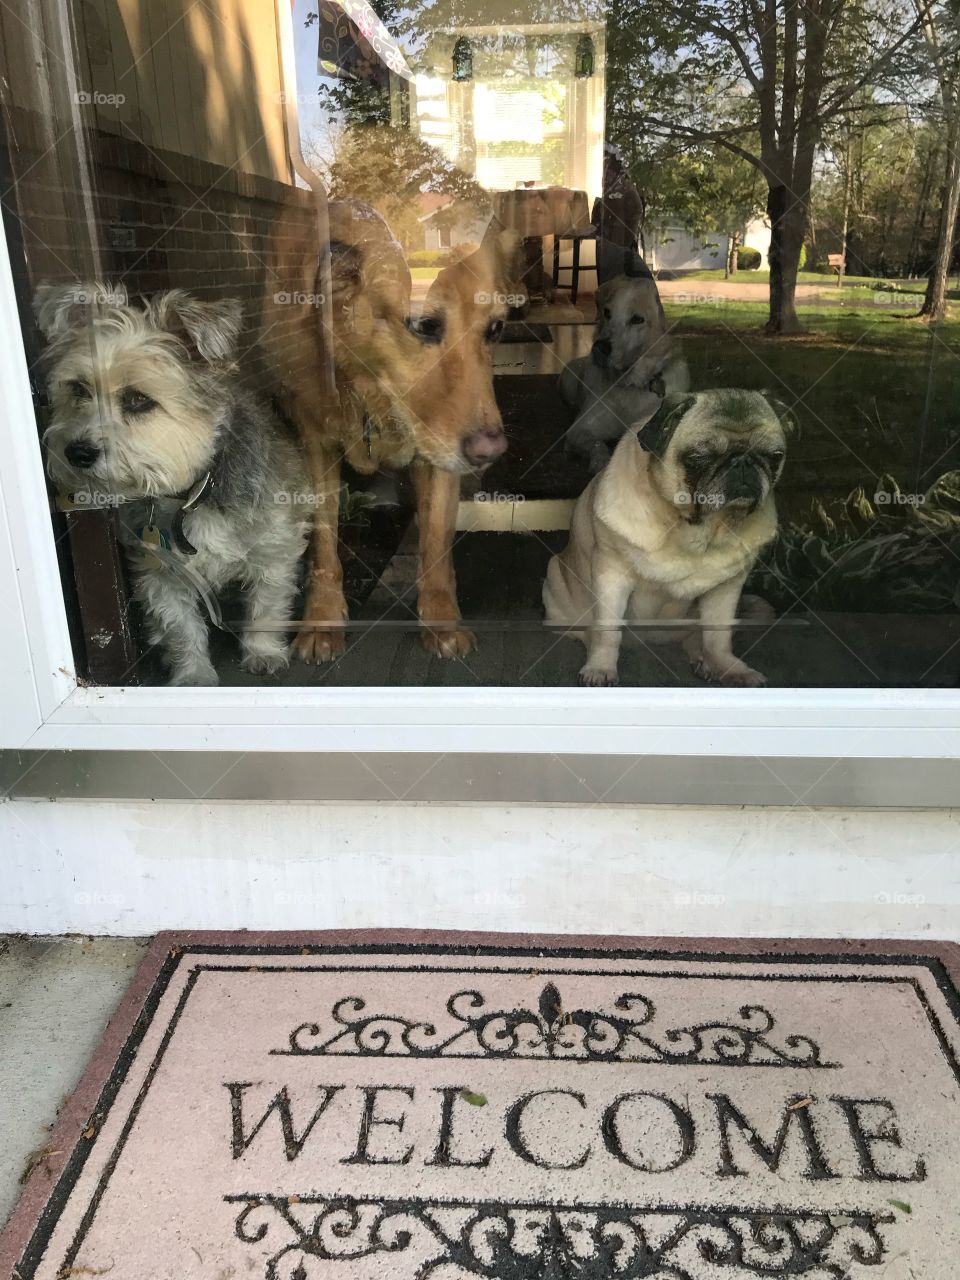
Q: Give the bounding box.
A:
[3,933,960,1280]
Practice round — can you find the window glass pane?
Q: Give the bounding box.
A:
[3,0,958,688]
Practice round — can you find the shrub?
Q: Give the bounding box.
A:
[748,476,960,613]
[737,245,762,270]
[407,249,449,267]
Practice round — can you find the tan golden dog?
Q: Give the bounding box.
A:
[262,198,516,662]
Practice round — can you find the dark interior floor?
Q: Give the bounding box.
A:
[203,530,960,689]
[131,370,960,690]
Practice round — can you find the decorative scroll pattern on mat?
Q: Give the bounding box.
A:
[272,982,836,1067]
[225,1196,891,1279]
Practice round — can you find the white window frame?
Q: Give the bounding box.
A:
[4,227,960,763]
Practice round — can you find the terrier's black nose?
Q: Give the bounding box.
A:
[64,441,100,469]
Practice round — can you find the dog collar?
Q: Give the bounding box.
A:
[169,471,214,555]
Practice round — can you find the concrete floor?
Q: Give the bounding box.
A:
[0,935,148,1229]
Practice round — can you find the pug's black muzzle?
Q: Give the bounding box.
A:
[719,455,764,509]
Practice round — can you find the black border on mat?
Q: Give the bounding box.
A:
[14,942,960,1278]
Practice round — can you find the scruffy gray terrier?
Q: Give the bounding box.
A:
[35,282,310,685]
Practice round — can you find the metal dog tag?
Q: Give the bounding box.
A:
[130,524,166,570]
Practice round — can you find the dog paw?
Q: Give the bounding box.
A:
[578,665,619,687]
[693,658,767,688]
[422,626,476,659]
[293,629,347,664]
[169,665,219,687]
[241,650,290,677]
[723,667,768,688]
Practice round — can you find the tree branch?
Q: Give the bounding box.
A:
[818,12,925,119]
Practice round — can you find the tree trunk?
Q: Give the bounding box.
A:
[726,228,740,278]
[766,184,806,333]
[920,124,960,319]
[839,128,853,285]
[907,144,937,277]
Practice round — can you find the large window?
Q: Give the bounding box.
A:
[3,0,960,700]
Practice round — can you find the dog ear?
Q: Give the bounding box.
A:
[637,393,696,458]
[623,252,655,281]
[33,280,127,338]
[150,291,243,364]
[322,238,363,309]
[763,394,800,438]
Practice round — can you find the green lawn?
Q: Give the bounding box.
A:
[677,267,931,308]
[662,298,955,335]
[658,302,960,518]
[680,267,926,289]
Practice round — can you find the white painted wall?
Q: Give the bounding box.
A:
[647,225,726,272]
[743,214,772,264]
[3,799,957,939]
[646,217,773,272]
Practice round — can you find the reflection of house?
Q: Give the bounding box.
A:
[418,194,490,251]
[2,0,300,304]
[405,8,606,209]
[646,218,773,272]
[2,0,317,682]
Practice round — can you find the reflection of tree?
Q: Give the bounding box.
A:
[604,0,924,333]
[306,2,401,128]
[814,111,941,277]
[632,130,765,277]
[327,126,487,249]
[913,0,960,319]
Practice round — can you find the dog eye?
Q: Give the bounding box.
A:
[406,314,444,344]
[628,314,646,325]
[486,319,504,343]
[121,388,158,416]
[603,307,611,319]
[66,380,91,400]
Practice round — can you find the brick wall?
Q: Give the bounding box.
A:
[2,103,320,408]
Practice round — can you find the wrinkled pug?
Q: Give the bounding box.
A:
[544,389,793,687]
